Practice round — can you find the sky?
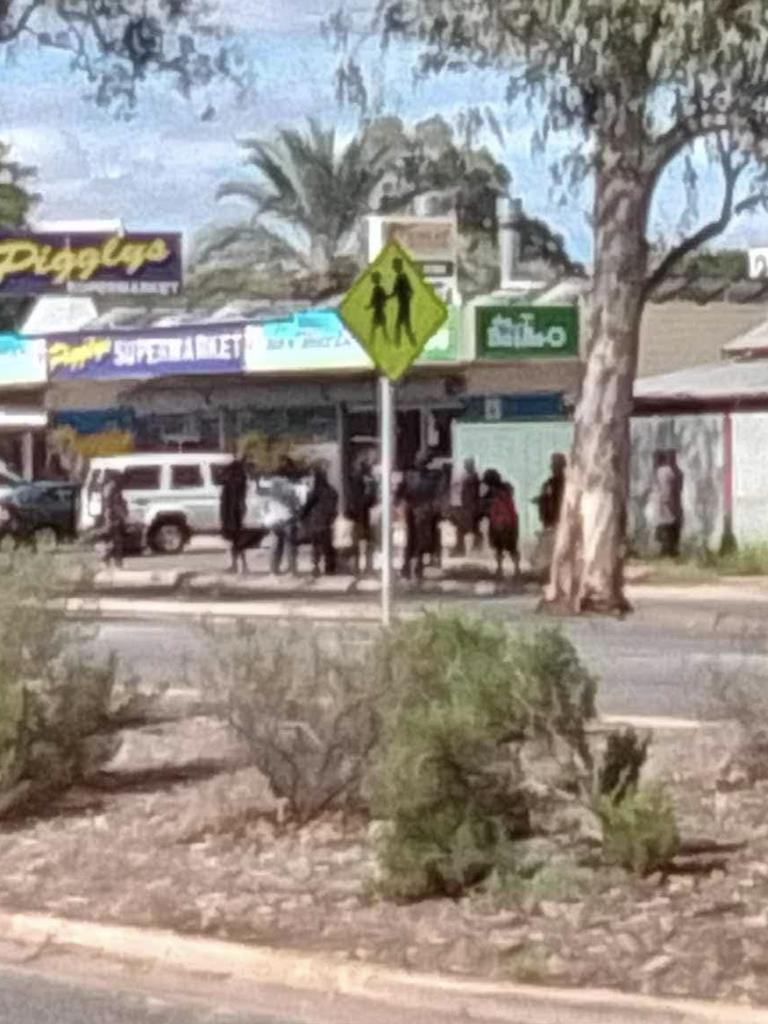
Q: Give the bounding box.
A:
[2,0,767,266]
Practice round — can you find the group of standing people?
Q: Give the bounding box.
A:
[99,445,685,577]
[395,451,568,582]
[219,457,340,577]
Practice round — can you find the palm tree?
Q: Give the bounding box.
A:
[214,119,394,278]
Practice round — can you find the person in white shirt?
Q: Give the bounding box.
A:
[652,449,683,557]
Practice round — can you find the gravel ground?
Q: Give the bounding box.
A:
[0,728,767,1008]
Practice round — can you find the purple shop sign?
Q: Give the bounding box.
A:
[47,324,245,380]
[0,232,183,295]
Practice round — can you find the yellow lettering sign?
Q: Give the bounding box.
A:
[0,235,172,286]
[48,336,112,371]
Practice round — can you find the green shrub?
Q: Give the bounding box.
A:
[0,550,118,808]
[206,622,380,824]
[370,612,597,901]
[598,783,680,876]
[597,728,649,803]
[715,542,768,576]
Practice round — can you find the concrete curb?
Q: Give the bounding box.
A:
[67,595,768,639]
[63,596,386,622]
[0,910,766,1024]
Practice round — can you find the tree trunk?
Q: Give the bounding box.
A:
[544,145,651,615]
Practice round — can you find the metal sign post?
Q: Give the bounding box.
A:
[379,375,394,627]
[339,239,449,628]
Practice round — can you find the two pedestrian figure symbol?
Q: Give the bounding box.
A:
[367,257,417,347]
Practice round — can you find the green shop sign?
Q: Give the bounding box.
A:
[476,305,578,360]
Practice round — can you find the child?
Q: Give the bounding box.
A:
[483,469,520,579]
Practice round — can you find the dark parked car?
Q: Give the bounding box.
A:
[0,481,80,549]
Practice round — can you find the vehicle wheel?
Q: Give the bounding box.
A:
[33,526,59,552]
[147,520,187,555]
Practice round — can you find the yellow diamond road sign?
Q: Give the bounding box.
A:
[339,240,449,381]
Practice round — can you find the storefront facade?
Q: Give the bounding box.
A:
[21,288,588,510]
[0,335,48,478]
[36,306,471,499]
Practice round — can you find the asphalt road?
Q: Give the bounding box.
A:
[0,965,294,1024]
[89,611,768,720]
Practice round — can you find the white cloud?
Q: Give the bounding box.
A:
[5,127,91,182]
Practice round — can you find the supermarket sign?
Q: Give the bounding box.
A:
[47,324,244,379]
[0,231,182,295]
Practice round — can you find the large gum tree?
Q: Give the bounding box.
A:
[365,0,768,614]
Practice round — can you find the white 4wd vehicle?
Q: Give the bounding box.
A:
[80,453,232,554]
[79,453,313,555]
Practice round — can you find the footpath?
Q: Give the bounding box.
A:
[61,560,768,637]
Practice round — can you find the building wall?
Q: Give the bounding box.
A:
[452,420,573,543]
[629,414,725,550]
[464,360,582,402]
[732,412,768,543]
[453,414,727,551]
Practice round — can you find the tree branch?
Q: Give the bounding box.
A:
[643,138,753,299]
[0,0,44,43]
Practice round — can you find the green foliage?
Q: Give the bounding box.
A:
[643,542,768,581]
[206,622,380,824]
[704,543,768,577]
[370,613,597,901]
[0,550,117,805]
[0,5,249,119]
[196,112,577,301]
[681,248,748,281]
[369,1,768,272]
[236,432,308,474]
[598,784,680,876]
[598,728,650,803]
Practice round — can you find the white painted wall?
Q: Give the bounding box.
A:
[732,412,768,543]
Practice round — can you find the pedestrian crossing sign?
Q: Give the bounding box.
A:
[339,240,449,381]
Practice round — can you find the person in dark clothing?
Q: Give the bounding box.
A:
[453,457,482,556]
[397,454,438,581]
[300,464,338,577]
[102,470,128,569]
[347,456,377,576]
[391,257,417,347]
[219,457,248,574]
[483,469,520,579]
[367,272,391,344]
[534,453,567,529]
